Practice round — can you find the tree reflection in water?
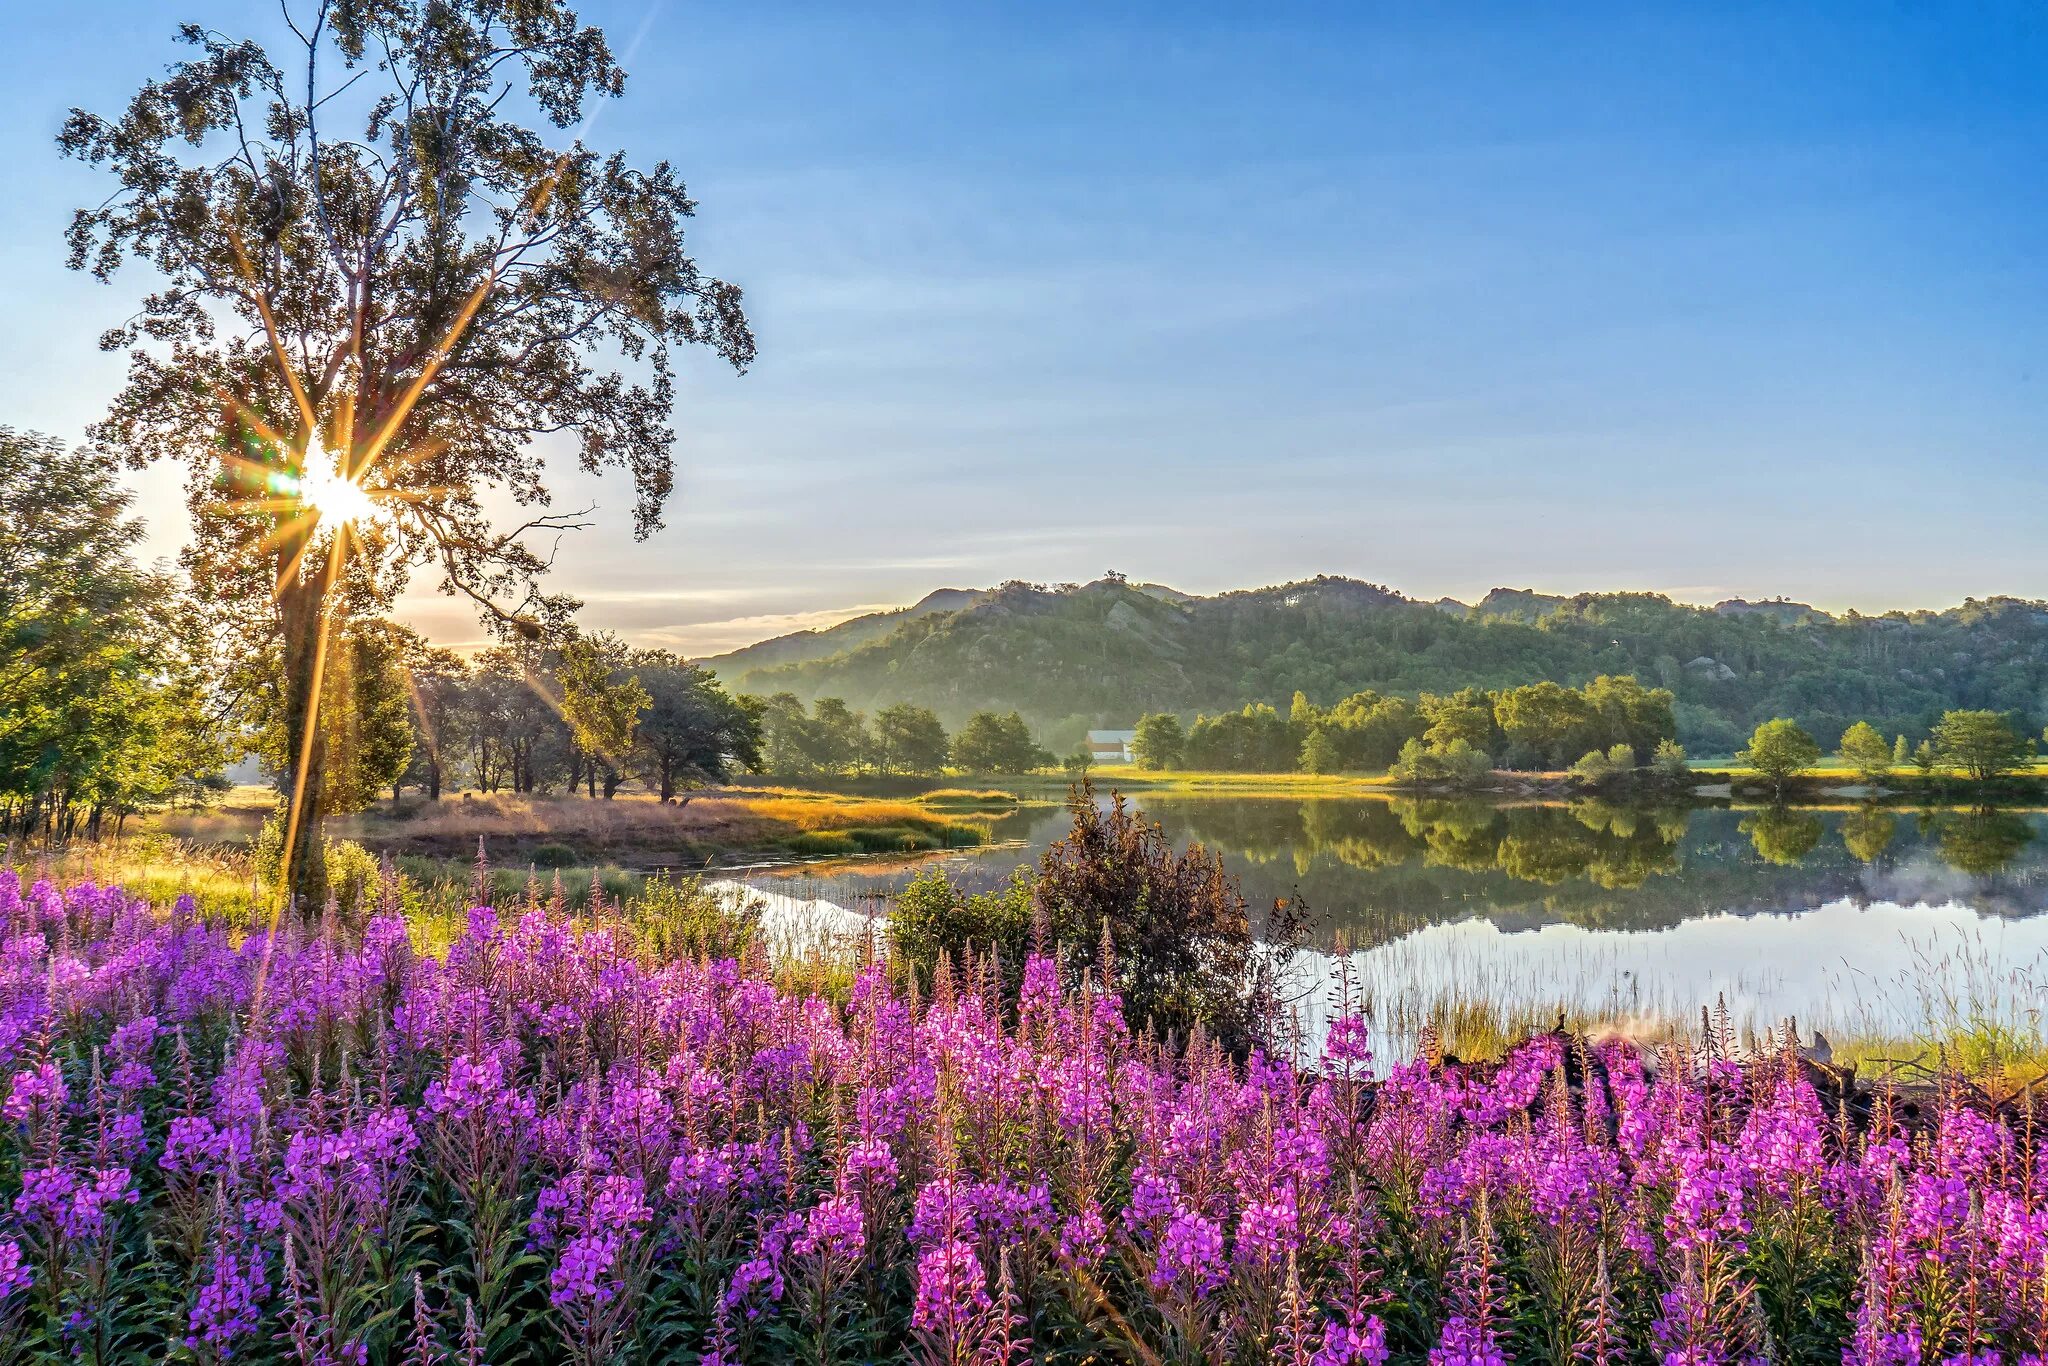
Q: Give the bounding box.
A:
[810,794,2048,957]
[1124,794,2048,950]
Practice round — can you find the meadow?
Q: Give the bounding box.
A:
[1,867,2045,1365]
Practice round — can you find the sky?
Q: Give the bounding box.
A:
[2,2,2045,653]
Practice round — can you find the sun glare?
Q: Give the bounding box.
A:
[295,441,381,528]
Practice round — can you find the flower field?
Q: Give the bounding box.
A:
[0,871,2042,1365]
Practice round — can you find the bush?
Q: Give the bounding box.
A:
[1570,743,1637,785]
[1390,737,1493,788]
[531,841,580,868]
[887,866,1035,990]
[251,814,385,921]
[1032,785,1300,1053]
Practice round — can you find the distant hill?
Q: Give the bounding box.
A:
[701,574,2048,755]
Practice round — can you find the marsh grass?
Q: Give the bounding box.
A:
[338,787,993,860]
[1824,930,2048,1090]
[1026,768,1403,797]
[1308,923,2048,1084]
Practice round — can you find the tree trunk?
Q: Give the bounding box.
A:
[278,568,332,919]
[659,753,674,802]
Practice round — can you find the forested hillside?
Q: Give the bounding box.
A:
[705,575,2048,754]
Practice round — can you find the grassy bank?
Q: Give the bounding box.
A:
[1055,767,1401,795]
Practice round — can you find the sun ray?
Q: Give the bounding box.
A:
[355,273,497,477]
[226,228,319,442]
[251,526,350,1015]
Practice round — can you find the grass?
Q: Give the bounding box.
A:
[8,834,268,924]
[140,784,278,847]
[135,782,1003,865]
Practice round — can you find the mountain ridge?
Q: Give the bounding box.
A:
[696,575,2048,754]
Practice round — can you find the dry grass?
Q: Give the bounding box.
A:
[736,791,958,832]
[139,785,278,846]
[350,792,773,845]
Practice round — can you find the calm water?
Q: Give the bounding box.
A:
[736,795,2048,1044]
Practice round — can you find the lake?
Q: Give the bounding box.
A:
[731,793,2048,1055]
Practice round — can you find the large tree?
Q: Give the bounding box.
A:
[558,633,646,799]
[1737,717,1820,795]
[1492,680,1593,769]
[1130,712,1186,771]
[1930,709,2033,783]
[62,3,751,909]
[630,651,763,799]
[952,711,1051,775]
[397,640,470,799]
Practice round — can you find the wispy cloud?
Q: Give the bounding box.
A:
[641,603,909,657]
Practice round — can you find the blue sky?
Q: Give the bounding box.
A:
[3,2,2044,651]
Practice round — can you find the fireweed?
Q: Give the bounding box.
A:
[0,871,2042,1365]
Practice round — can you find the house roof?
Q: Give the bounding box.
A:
[1087,730,1137,743]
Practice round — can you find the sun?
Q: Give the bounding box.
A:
[294,440,381,528]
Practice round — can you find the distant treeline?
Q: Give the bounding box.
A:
[1128,676,1680,776]
[753,694,1053,776]
[383,634,764,801]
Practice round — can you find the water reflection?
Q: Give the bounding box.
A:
[754,796,2048,952]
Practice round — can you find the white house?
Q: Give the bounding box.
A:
[1086,729,1138,763]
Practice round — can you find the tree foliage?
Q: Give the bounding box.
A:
[630,651,763,798]
[724,577,2048,763]
[1836,720,1894,786]
[1,429,229,836]
[873,703,950,776]
[1033,786,1295,1054]
[1131,712,1186,770]
[951,711,1052,775]
[557,633,647,798]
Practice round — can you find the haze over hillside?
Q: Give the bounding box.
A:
[699,575,2048,755]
